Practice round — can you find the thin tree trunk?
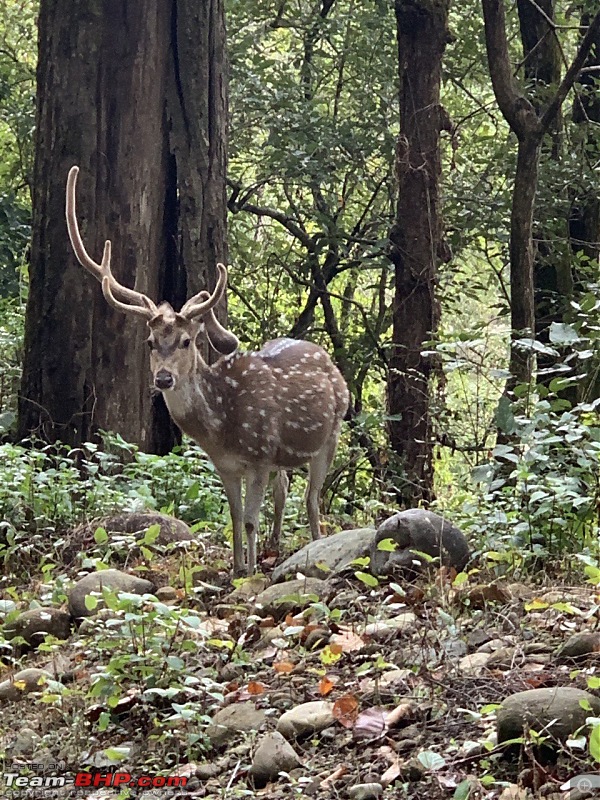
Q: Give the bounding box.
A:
[387,0,451,505]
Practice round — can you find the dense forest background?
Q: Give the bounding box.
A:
[0,0,599,566]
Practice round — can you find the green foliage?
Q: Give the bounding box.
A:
[86,590,222,755]
[0,434,227,574]
[0,0,35,297]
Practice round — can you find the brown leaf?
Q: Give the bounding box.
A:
[273,660,295,674]
[330,629,366,653]
[333,694,359,728]
[247,681,266,695]
[319,676,336,696]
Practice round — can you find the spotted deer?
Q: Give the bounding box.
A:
[66,166,349,574]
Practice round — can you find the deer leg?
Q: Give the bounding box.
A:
[244,468,271,574]
[219,472,245,576]
[270,470,289,550]
[306,434,338,540]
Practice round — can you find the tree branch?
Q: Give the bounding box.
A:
[481,0,541,140]
[540,9,600,132]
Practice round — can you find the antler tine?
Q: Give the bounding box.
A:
[180,263,228,320]
[99,244,157,318]
[193,290,239,354]
[66,166,158,317]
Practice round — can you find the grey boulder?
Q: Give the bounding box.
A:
[370,509,470,575]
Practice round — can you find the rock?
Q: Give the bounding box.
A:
[8,727,40,755]
[250,731,301,788]
[369,509,470,575]
[467,629,495,650]
[459,653,492,674]
[497,688,600,745]
[227,576,270,601]
[556,632,600,662]
[205,702,267,746]
[4,607,71,647]
[252,578,328,619]
[276,701,335,739]
[303,627,331,650]
[0,668,52,702]
[272,528,376,582]
[68,569,155,618]
[83,511,194,545]
[364,612,417,640]
[155,586,178,603]
[348,783,384,800]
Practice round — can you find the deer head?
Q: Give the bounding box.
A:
[65,165,239,394]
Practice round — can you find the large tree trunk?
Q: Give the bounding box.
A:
[387,0,451,505]
[18,0,227,452]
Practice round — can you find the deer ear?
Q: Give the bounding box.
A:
[206,326,239,355]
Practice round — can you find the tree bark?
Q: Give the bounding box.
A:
[18,0,228,452]
[387,0,451,505]
[482,0,600,387]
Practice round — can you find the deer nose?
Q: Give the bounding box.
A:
[155,369,174,390]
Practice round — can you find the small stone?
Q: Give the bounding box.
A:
[276,700,335,739]
[497,687,600,745]
[68,569,155,618]
[0,668,52,703]
[364,612,417,640]
[348,783,384,800]
[4,607,71,647]
[252,578,328,619]
[206,702,267,746]
[459,652,492,674]
[250,731,302,788]
[8,727,40,755]
[557,632,600,662]
[155,586,178,603]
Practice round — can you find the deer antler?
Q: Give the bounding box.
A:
[180,263,229,320]
[191,290,239,354]
[65,166,158,318]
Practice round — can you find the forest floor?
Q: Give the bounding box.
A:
[0,521,598,800]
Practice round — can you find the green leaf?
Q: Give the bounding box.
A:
[143,524,161,545]
[94,527,108,544]
[494,395,516,434]
[376,538,398,552]
[84,595,99,611]
[354,571,379,587]
[590,723,600,762]
[103,746,130,763]
[453,779,472,800]
[549,322,579,345]
[417,750,446,771]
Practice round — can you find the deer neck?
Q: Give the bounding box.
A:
[162,356,221,442]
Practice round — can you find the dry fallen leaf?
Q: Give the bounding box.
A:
[333,694,359,728]
[319,676,336,696]
[353,707,388,741]
[330,628,366,653]
[273,660,295,674]
[319,764,349,788]
[247,681,266,695]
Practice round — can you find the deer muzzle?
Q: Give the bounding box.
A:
[154,369,175,391]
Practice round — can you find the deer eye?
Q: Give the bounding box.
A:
[181,338,191,349]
